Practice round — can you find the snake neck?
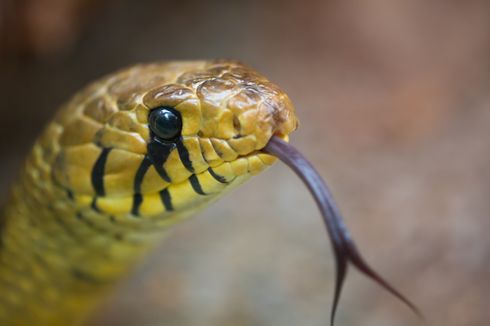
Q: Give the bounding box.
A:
[0,140,176,325]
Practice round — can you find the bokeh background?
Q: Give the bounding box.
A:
[1,1,489,325]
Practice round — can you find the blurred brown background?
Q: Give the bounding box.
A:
[1,0,489,325]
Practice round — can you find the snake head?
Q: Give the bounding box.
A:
[47,60,298,221]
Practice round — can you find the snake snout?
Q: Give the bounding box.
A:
[223,85,298,154]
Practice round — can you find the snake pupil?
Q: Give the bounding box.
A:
[149,107,182,140]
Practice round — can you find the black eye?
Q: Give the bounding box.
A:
[148,107,182,140]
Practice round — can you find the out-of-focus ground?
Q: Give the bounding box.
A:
[1,1,489,325]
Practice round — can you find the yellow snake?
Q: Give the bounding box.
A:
[0,60,418,325]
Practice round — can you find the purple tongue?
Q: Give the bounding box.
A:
[264,136,421,326]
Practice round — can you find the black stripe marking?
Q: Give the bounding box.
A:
[72,269,106,284]
[91,147,111,196]
[147,139,174,182]
[154,165,171,183]
[159,188,173,211]
[91,197,100,212]
[209,140,223,158]
[196,139,208,164]
[176,138,194,173]
[189,174,206,195]
[134,155,153,194]
[66,189,74,200]
[208,168,228,184]
[131,193,143,216]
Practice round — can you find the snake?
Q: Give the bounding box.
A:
[0,60,419,325]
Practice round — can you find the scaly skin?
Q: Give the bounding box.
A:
[0,60,298,325]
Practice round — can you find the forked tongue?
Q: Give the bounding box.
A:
[264,136,421,326]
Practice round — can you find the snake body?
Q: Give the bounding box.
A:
[0,61,298,325]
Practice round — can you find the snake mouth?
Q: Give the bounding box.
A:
[263,136,422,326]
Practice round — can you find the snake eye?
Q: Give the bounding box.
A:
[148,107,182,140]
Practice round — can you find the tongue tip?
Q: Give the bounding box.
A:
[347,244,424,320]
[330,254,348,326]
